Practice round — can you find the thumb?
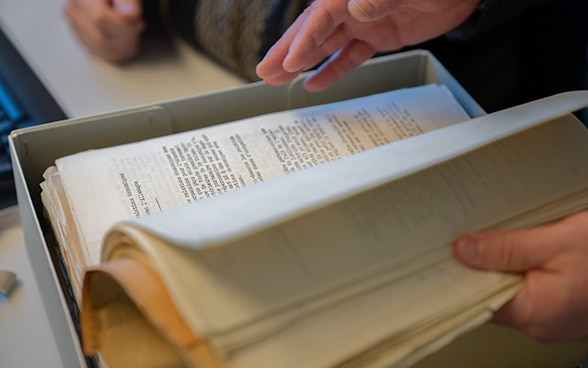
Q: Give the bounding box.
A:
[347,0,406,22]
[452,226,559,272]
[112,0,142,19]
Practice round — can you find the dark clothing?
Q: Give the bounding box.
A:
[416,0,588,112]
[145,0,312,81]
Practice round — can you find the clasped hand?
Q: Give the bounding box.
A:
[64,0,144,63]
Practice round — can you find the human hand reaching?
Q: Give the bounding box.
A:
[453,211,588,343]
[256,0,480,91]
[64,0,145,63]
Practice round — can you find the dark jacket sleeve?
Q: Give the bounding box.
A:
[447,0,551,40]
[152,0,311,81]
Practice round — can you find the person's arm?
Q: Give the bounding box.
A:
[64,0,145,63]
[452,211,588,343]
[256,0,551,91]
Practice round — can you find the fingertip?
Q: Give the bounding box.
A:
[119,4,138,15]
[256,67,300,87]
[348,0,377,22]
[113,1,141,18]
[282,54,304,74]
[453,235,482,266]
[255,59,270,79]
[281,40,312,74]
[255,59,295,84]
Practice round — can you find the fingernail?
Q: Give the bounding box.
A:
[282,55,298,74]
[349,0,375,21]
[116,3,138,15]
[455,235,482,265]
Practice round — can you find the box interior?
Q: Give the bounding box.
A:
[9,49,484,368]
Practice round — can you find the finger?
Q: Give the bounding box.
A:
[452,225,562,272]
[490,268,580,343]
[256,44,304,85]
[101,17,145,37]
[70,5,140,62]
[281,24,351,77]
[490,283,540,337]
[348,0,407,22]
[256,37,299,81]
[112,0,142,20]
[256,8,310,80]
[96,0,144,35]
[283,1,348,73]
[74,21,139,63]
[303,40,375,92]
[64,3,107,50]
[99,6,145,41]
[258,68,301,86]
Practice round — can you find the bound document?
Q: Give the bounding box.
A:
[40,85,588,368]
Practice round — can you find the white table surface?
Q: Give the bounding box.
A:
[0,206,64,368]
[0,0,245,120]
[0,1,245,366]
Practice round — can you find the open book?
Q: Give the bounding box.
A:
[41,84,470,296]
[40,85,588,368]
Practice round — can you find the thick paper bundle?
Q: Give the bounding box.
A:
[42,88,588,368]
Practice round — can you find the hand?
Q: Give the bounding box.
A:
[452,211,588,343]
[64,0,145,63]
[256,0,480,91]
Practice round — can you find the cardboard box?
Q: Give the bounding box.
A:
[9,50,587,368]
